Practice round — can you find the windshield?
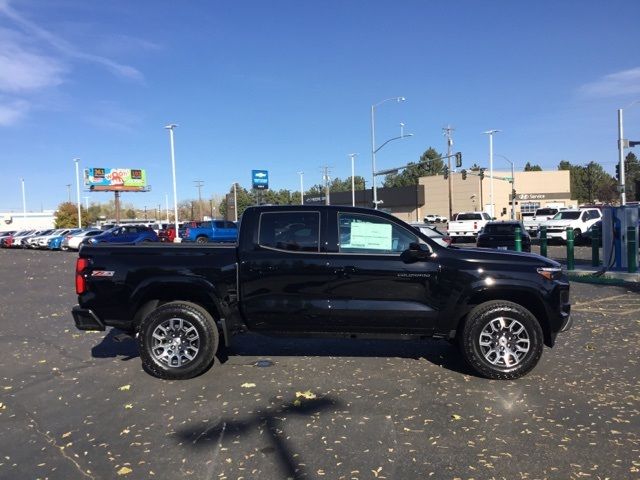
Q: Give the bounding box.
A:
[536,208,557,216]
[552,211,580,220]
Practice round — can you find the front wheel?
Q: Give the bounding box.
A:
[459,300,543,380]
[196,236,208,244]
[138,301,219,380]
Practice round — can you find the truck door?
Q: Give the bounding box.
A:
[325,211,442,334]
[238,210,334,332]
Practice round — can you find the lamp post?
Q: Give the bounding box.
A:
[371,96,407,209]
[73,158,82,227]
[233,182,238,222]
[164,124,180,242]
[348,153,358,207]
[297,171,304,205]
[495,154,516,219]
[618,100,640,206]
[483,129,501,217]
[21,178,26,218]
[165,193,170,222]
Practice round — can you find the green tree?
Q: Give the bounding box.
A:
[558,160,616,203]
[219,184,256,219]
[125,208,136,219]
[469,163,482,171]
[625,152,640,201]
[54,202,88,228]
[524,162,542,171]
[383,147,444,187]
[330,176,366,192]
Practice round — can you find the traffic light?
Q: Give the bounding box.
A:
[455,152,462,168]
[479,169,485,180]
[443,167,449,180]
[461,169,467,180]
[630,140,640,147]
[615,163,620,181]
[511,188,517,201]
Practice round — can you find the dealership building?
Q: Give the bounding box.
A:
[307,170,573,222]
[1,211,56,232]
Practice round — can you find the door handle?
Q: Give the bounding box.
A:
[334,266,357,277]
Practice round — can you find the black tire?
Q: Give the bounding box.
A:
[138,301,219,380]
[196,236,208,244]
[459,300,543,380]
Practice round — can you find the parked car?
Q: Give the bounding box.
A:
[0,231,16,245]
[582,220,602,244]
[86,225,159,245]
[1,230,33,248]
[423,214,448,223]
[16,230,53,248]
[447,211,493,242]
[47,229,82,250]
[477,221,531,253]
[539,208,602,243]
[35,229,78,249]
[24,229,57,249]
[72,205,571,381]
[523,208,562,237]
[409,223,451,247]
[63,229,103,251]
[159,224,177,243]
[180,220,237,244]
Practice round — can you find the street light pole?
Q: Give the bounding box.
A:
[371,96,406,209]
[483,130,501,217]
[349,153,358,207]
[74,158,82,227]
[165,124,180,242]
[21,178,26,218]
[443,126,454,220]
[233,182,238,222]
[66,184,71,203]
[495,154,516,220]
[297,171,304,205]
[165,193,170,222]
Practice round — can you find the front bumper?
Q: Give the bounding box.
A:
[71,306,106,331]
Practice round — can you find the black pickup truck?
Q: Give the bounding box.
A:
[72,205,571,380]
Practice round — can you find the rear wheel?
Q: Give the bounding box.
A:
[196,236,208,244]
[459,300,543,380]
[138,301,219,380]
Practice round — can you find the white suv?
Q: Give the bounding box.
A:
[540,208,602,242]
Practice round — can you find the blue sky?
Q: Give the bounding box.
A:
[1,0,640,212]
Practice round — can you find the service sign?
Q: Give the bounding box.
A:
[252,170,269,190]
[84,168,147,191]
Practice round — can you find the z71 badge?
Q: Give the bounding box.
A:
[91,271,114,277]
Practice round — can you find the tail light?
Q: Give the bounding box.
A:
[473,222,477,230]
[75,258,89,294]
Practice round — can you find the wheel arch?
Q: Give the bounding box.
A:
[459,286,553,347]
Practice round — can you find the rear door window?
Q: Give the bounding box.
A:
[259,211,320,252]
[338,212,417,254]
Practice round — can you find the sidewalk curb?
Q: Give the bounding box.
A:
[565,268,640,286]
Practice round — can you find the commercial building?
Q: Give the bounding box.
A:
[419,170,573,220]
[0,211,56,232]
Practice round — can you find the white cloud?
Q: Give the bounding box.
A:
[0,97,29,126]
[579,67,640,98]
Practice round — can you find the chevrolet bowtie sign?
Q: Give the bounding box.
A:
[252,170,269,190]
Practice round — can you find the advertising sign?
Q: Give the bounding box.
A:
[252,170,269,190]
[84,168,147,191]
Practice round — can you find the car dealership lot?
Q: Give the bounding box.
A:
[0,249,638,480]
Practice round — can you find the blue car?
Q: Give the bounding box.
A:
[86,225,159,245]
[48,229,82,250]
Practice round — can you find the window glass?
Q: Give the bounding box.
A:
[339,213,417,254]
[259,212,320,252]
[214,221,225,228]
[224,221,238,229]
[553,211,580,220]
[521,202,541,215]
[536,208,557,216]
[456,213,482,221]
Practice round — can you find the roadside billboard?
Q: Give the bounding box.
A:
[252,170,269,190]
[84,168,147,191]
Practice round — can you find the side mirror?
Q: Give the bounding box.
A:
[402,242,431,263]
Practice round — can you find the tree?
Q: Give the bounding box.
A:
[558,160,616,204]
[469,163,482,171]
[625,152,640,201]
[524,162,542,171]
[125,208,136,219]
[54,202,88,228]
[219,185,256,219]
[383,147,444,187]
[329,176,366,192]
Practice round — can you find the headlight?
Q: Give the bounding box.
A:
[537,266,562,280]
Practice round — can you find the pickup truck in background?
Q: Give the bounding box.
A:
[523,207,561,237]
[447,211,493,242]
[180,220,238,244]
[72,205,571,381]
[539,208,602,243]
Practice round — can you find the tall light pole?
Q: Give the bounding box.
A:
[297,171,304,205]
[233,182,238,222]
[483,129,501,217]
[443,126,454,220]
[371,96,406,209]
[165,124,180,242]
[66,184,72,203]
[165,193,170,222]
[617,100,640,206]
[348,153,358,207]
[73,158,82,227]
[21,178,26,218]
[495,154,516,220]
[84,196,89,210]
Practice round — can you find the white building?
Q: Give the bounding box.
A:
[0,211,56,232]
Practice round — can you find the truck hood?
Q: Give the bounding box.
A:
[446,246,560,269]
[539,219,572,228]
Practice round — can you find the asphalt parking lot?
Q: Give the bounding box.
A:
[1,249,639,480]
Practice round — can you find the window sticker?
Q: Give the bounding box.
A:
[344,221,392,250]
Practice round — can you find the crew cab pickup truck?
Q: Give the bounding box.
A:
[539,208,602,243]
[447,211,493,241]
[72,205,571,381]
[181,220,238,244]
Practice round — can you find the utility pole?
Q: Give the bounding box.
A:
[321,166,331,205]
[21,178,26,218]
[443,125,454,220]
[194,180,204,220]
